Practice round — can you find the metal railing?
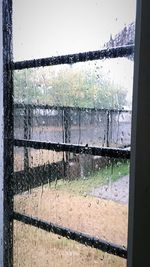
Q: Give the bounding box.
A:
[12,46,133,260]
[1,0,135,264]
[14,104,131,193]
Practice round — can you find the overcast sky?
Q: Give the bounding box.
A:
[13,0,136,61]
[13,0,136,107]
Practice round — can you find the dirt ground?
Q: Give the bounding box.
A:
[14,186,128,267]
[14,222,126,267]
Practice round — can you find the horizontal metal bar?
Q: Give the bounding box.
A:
[12,212,127,259]
[14,139,130,159]
[12,45,134,70]
[14,103,131,113]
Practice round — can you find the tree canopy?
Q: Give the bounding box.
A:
[14,63,127,109]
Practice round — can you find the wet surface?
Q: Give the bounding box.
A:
[90,175,129,204]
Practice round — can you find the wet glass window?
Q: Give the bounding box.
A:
[14,60,132,147]
[13,0,136,61]
[12,0,136,266]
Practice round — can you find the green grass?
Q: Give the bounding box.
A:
[48,160,129,195]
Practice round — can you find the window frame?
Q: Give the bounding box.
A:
[1,0,14,266]
[0,0,3,265]
[127,1,150,266]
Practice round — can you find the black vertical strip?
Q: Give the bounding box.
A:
[62,108,66,177]
[128,1,150,266]
[109,111,113,146]
[24,107,29,171]
[63,107,71,144]
[64,108,70,176]
[106,110,110,147]
[28,107,32,140]
[78,108,81,144]
[62,108,65,143]
[3,0,13,266]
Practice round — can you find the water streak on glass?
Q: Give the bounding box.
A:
[13,0,136,265]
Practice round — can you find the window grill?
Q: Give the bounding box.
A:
[3,0,134,265]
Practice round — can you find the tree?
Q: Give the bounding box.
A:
[14,69,43,103]
[14,64,127,109]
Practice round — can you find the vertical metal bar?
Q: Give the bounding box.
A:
[3,0,13,266]
[128,1,150,266]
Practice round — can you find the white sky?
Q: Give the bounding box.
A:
[13,0,136,61]
[13,0,136,107]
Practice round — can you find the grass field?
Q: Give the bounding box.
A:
[14,221,126,267]
[49,160,129,195]
[14,161,129,267]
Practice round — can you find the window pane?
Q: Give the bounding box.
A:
[13,0,135,264]
[14,149,129,248]
[13,56,131,259]
[14,58,133,147]
[14,221,126,266]
[14,59,133,108]
[13,0,136,61]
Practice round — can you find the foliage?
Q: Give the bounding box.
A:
[14,64,127,109]
[14,69,43,103]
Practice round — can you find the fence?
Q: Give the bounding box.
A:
[14,104,131,193]
[14,104,131,148]
[2,0,135,264]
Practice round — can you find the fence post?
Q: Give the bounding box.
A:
[109,110,113,146]
[24,105,32,174]
[106,110,110,147]
[63,107,71,177]
[64,107,71,144]
[24,106,29,171]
